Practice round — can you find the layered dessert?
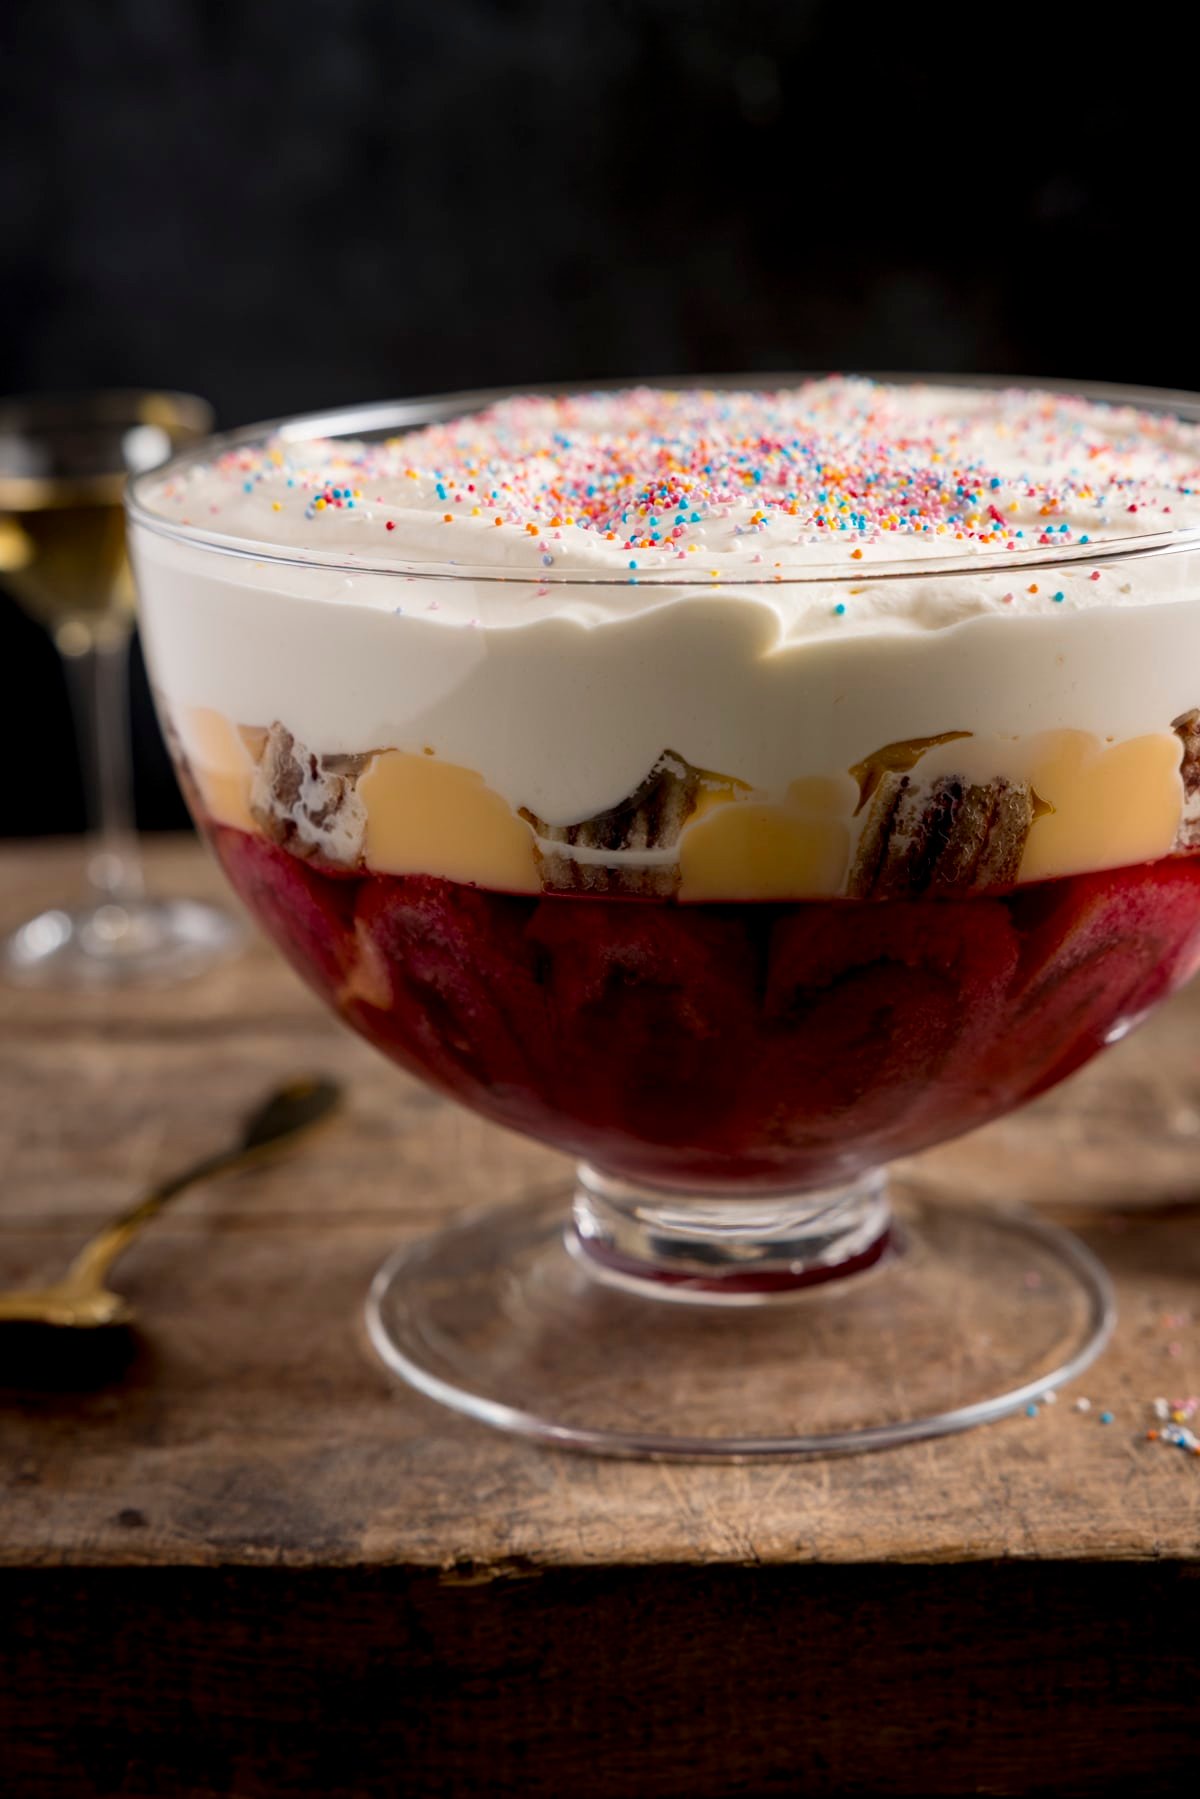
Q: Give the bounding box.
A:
[130,380,1200,1192]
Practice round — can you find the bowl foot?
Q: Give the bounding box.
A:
[366,1180,1113,1460]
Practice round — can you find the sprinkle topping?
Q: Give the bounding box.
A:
[148,379,1200,590]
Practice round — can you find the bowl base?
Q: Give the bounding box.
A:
[366,1183,1114,1460]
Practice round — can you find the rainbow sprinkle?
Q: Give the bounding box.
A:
[153,380,1200,587]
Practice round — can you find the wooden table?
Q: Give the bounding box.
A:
[2,839,1198,1797]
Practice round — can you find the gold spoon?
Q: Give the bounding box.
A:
[0,1077,342,1329]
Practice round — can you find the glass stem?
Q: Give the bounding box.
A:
[570,1165,894,1301]
[57,621,144,906]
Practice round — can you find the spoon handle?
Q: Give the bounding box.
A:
[59,1081,342,1298]
[59,1144,270,1297]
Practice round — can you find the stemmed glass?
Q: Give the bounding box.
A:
[127,380,1200,1457]
[0,391,243,985]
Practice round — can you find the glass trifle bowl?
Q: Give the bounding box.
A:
[127,377,1200,1457]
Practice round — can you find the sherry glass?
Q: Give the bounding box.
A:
[0,391,243,985]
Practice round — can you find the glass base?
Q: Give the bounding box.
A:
[2,896,244,989]
[366,1180,1114,1460]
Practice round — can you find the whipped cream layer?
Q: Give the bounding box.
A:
[131,379,1200,897]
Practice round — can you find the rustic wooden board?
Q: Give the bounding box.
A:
[2,838,1199,1795]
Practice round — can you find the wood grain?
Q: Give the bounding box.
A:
[2,838,1199,1795]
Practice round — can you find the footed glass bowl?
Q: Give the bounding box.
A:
[126,377,1200,1457]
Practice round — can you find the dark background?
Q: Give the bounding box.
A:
[3,0,1198,835]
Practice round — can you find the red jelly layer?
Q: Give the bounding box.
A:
[209,824,1200,1195]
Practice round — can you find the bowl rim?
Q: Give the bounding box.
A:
[125,372,1200,587]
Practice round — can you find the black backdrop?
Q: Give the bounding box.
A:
[4,0,1199,834]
